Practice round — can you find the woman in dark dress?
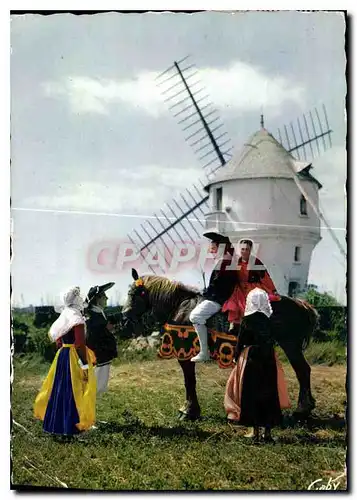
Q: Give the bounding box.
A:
[224,288,290,442]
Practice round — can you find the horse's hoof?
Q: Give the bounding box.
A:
[293,397,316,420]
[262,435,276,444]
[292,409,311,421]
[177,411,201,422]
[179,404,188,414]
[178,401,201,421]
[281,414,295,428]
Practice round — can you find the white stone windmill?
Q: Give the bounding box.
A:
[129,56,338,297]
[203,120,323,296]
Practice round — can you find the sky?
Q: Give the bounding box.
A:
[10,10,347,307]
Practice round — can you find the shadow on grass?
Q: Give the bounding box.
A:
[34,409,346,447]
[73,409,228,442]
[94,420,214,441]
[77,409,347,447]
[80,419,346,448]
[277,434,346,446]
[198,413,346,432]
[282,414,346,431]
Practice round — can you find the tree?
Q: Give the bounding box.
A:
[300,285,346,343]
[300,285,342,307]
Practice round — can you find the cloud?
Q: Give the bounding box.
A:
[42,61,305,117]
[42,73,166,117]
[20,164,205,214]
[200,62,305,114]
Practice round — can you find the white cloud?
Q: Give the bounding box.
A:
[20,164,204,214]
[42,61,305,117]
[200,62,305,114]
[42,73,166,117]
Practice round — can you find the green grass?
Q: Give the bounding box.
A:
[275,341,346,366]
[11,354,347,491]
[304,341,347,366]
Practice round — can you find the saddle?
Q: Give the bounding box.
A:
[160,299,238,368]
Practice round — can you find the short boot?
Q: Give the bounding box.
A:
[191,351,211,362]
[191,324,210,362]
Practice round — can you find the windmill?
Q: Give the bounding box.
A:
[127,55,339,293]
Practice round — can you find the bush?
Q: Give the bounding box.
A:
[11,312,56,360]
[305,340,346,366]
[12,318,30,354]
[12,313,35,354]
[276,341,346,366]
[329,309,347,343]
[276,340,346,366]
[301,288,341,307]
[26,326,57,362]
[33,307,59,329]
[313,307,347,344]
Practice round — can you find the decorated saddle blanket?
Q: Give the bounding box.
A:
[158,313,238,369]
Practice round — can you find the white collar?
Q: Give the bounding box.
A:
[90,305,107,320]
[49,306,85,342]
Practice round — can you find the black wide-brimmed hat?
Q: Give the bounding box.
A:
[85,282,115,305]
[203,231,231,244]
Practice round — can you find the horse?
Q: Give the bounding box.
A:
[122,268,318,421]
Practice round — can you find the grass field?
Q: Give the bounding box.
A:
[11,354,347,491]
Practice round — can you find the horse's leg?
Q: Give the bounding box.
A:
[177,360,201,421]
[280,342,316,417]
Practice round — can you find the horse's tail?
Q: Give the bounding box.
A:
[294,298,319,349]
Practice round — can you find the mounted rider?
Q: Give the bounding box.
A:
[222,238,280,325]
[190,231,238,362]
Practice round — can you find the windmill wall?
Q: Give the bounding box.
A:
[205,175,321,296]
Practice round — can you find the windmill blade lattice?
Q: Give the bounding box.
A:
[276,104,332,161]
[156,56,233,177]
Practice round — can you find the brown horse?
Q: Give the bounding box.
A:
[122,268,318,421]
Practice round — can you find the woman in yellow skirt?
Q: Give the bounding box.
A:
[34,286,97,436]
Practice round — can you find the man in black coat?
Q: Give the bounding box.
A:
[85,283,118,394]
[190,231,238,362]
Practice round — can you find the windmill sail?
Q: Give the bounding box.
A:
[128,58,333,271]
[156,56,232,176]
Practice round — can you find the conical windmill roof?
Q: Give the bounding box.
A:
[205,127,322,189]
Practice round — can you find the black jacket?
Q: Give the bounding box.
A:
[202,255,238,305]
[86,310,118,365]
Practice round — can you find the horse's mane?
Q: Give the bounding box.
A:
[142,275,200,301]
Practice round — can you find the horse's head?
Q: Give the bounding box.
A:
[122,268,200,335]
[121,269,151,335]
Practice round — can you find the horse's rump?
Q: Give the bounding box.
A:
[271,296,318,349]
